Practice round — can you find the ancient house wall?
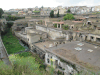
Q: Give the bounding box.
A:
[36,25,68,40]
[45,52,77,75]
[27,34,40,44]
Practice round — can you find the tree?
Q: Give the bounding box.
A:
[67,9,71,13]
[40,6,43,10]
[41,6,43,9]
[0,8,4,18]
[63,13,75,20]
[50,10,54,18]
[57,10,59,17]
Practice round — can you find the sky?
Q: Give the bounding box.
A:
[1,0,100,10]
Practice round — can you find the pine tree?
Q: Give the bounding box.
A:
[57,10,59,17]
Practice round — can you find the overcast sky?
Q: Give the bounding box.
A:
[1,0,100,10]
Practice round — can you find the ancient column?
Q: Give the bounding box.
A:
[93,36,96,42]
[87,35,91,41]
[60,24,62,28]
[82,35,85,41]
[57,24,58,28]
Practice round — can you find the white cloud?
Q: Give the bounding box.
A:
[77,0,100,7]
[0,0,64,10]
[1,0,100,10]
[77,0,94,6]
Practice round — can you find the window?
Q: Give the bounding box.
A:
[47,59,50,63]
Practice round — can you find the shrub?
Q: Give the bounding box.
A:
[63,13,75,20]
[50,10,54,18]
[0,53,51,75]
[63,24,69,30]
[54,24,57,28]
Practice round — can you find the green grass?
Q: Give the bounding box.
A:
[1,28,25,54]
[0,52,52,75]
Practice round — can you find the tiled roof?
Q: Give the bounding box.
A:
[53,22,64,24]
[72,21,83,23]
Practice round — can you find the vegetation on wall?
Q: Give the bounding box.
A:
[62,24,69,30]
[63,13,75,20]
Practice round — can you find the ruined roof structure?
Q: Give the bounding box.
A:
[45,41,100,72]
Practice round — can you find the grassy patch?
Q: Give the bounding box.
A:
[1,28,25,54]
[0,52,51,75]
[18,52,32,57]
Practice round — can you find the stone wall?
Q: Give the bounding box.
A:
[36,25,68,40]
[14,31,28,43]
[35,25,100,44]
[27,34,40,44]
[45,51,96,75]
